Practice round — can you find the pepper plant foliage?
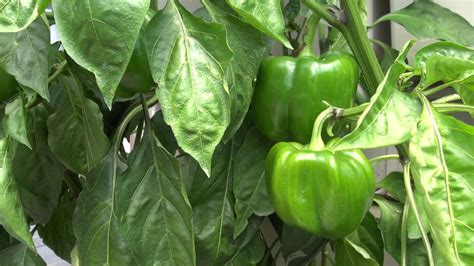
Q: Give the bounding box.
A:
[0,0,473,265]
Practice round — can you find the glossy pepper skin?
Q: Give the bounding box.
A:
[266,142,375,239]
[0,68,18,102]
[252,52,359,143]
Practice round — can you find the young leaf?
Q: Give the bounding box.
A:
[0,244,45,265]
[52,0,149,108]
[47,76,110,175]
[333,41,422,151]
[232,128,274,238]
[202,0,267,141]
[0,132,34,251]
[0,0,49,32]
[374,2,474,46]
[0,17,50,100]
[74,131,195,265]
[145,0,233,176]
[409,96,474,265]
[225,0,291,49]
[3,96,31,149]
[13,104,64,224]
[334,238,378,266]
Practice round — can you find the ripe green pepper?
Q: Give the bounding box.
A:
[252,51,359,143]
[0,68,18,102]
[266,109,375,239]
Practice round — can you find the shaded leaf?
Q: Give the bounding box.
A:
[334,238,378,266]
[281,225,325,266]
[152,111,179,154]
[3,96,30,148]
[226,232,265,265]
[0,244,45,265]
[146,0,233,176]
[372,39,399,74]
[348,212,384,265]
[374,197,403,263]
[0,0,50,32]
[377,172,406,202]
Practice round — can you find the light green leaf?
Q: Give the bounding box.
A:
[0,0,50,32]
[0,17,50,100]
[0,244,45,265]
[374,197,403,263]
[232,128,273,238]
[3,96,31,149]
[202,0,267,141]
[52,0,149,108]
[145,0,233,176]
[225,0,291,48]
[47,76,110,175]
[74,131,195,265]
[374,2,474,46]
[409,96,474,265]
[13,104,64,224]
[335,238,378,266]
[333,41,421,151]
[0,130,34,251]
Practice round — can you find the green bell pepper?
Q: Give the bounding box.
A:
[266,108,375,239]
[252,51,359,143]
[0,68,18,102]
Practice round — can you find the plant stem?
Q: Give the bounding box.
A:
[369,154,399,164]
[433,103,474,114]
[48,60,68,84]
[401,200,409,266]
[300,1,342,28]
[309,107,335,150]
[339,102,369,116]
[432,94,462,104]
[421,81,456,96]
[403,162,434,266]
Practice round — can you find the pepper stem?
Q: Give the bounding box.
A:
[308,107,335,151]
[299,13,321,57]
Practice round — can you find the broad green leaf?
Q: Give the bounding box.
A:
[374,2,474,46]
[74,131,195,265]
[146,0,233,176]
[38,195,76,262]
[348,212,384,265]
[225,0,291,48]
[3,96,31,148]
[0,131,34,251]
[226,233,265,266]
[232,128,273,238]
[0,0,49,32]
[0,244,45,265]
[152,111,179,154]
[374,197,403,263]
[333,41,422,151]
[281,225,325,266]
[409,96,474,265]
[406,240,429,266]
[377,172,406,202]
[202,0,267,141]
[13,104,64,224]
[334,238,378,266]
[0,17,50,100]
[47,76,110,175]
[52,0,149,108]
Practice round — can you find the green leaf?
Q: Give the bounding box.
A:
[13,104,64,224]
[0,17,50,100]
[152,111,179,154]
[348,212,384,265]
[409,96,474,265]
[374,2,474,46]
[333,41,422,151]
[47,76,110,175]
[226,233,265,266]
[334,238,378,266]
[74,130,195,265]
[0,226,16,250]
[226,0,291,48]
[0,131,34,251]
[232,128,273,238]
[52,0,149,108]
[374,197,403,263]
[145,0,233,176]
[38,195,76,262]
[377,172,406,202]
[372,39,399,74]
[3,96,31,149]
[0,244,45,265]
[202,0,267,141]
[0,0,50,32]
[281,225,325,266]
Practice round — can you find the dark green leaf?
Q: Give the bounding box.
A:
[13,104,64,224]
[0,0,49,32]
[226,0,291,48]
[374,2,474,46]
[3,96,31,148]
[281,225,325,265]
[74,130,195,265]
[202,0,267,141]
[0,226,16,250]
[409,96,474,265]
[374,197,403,263]
[0,244,45,265]
[47,76,110,175]
[333,41,422,151]
[0,17,50,100]
[232,128,273,238]
[146,0,233,176]
[377,172,406,202]
[226,233,265,266]
[152,111,179,154]
[334,238,378,266]
[348,212,384,265]
[52,0,149,107]
[283,0,301,21]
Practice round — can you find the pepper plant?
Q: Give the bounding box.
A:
[0,0,473,265]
